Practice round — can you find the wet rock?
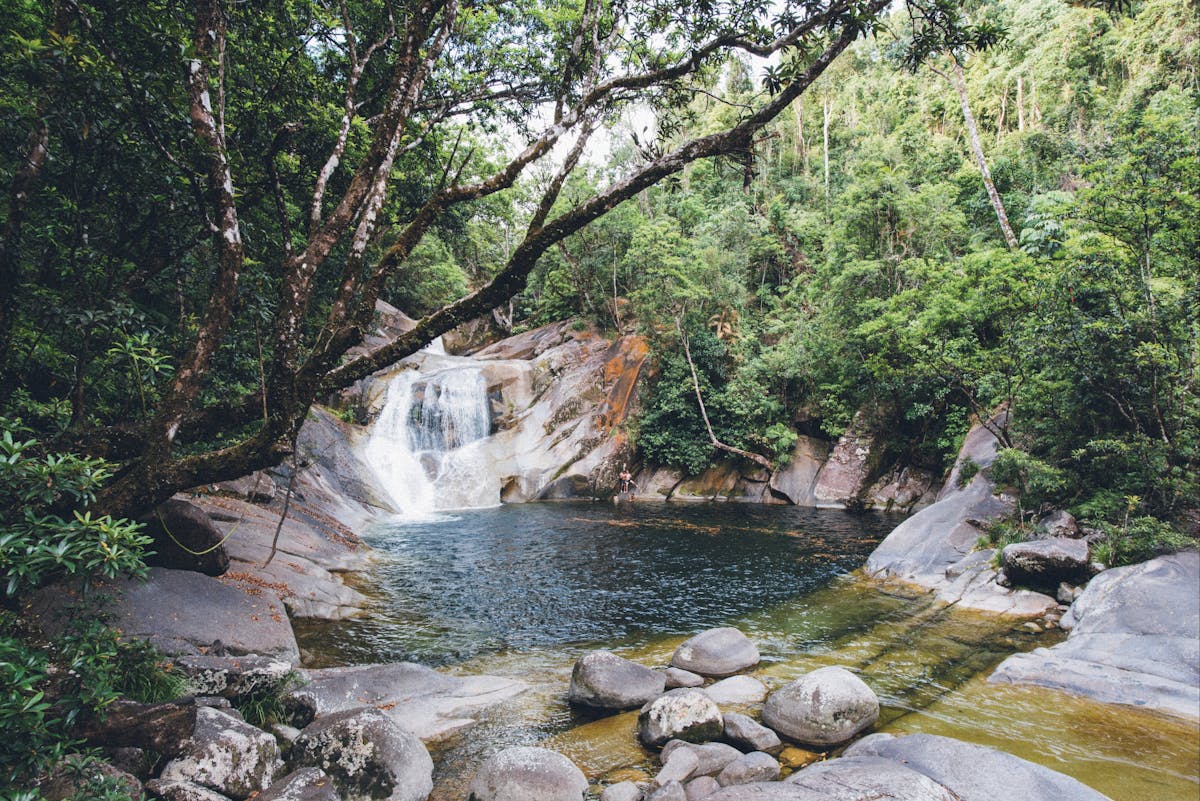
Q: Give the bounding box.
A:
[660,741,742,777]
[780,755,958,800]
[146,779,234,801]
[291,707,433,801]
[646,782,687,801]
[140,499,230,576]
[761,667,879,747]
[684,776,720,800]
[670,628,760,678]
[721,713,781,754]
[990,551,1200,719]
[769,436,832,505]
[655,748,700,786]
[639,690,725,748]
[844,733,1112,801]
[600,781,643,801]
[776,747,821,770]
[663,667,705,689]
[40,758,141,801]
[466,746,588,801]
[159,707,280,800]
[1001,538,1092,590]
[1038,510,1081,539]
[255,768,340,801]
[569,650,666,710]
[811,411,883,506]
[177,655,295,700]
[289,661,526,742]
[716,752,779,786]
[702,676,767,706]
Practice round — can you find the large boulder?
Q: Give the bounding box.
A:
[76,699,197,757]
[255,769,340,801]
[990,551,1200,719]
[568,650,666,710]
[1000,538,1092,589]
[638,690,725,748]
[466,746,588,801]
[291,707,433,801]
[670,628,760,678]
[158,707,281,800]
[32,567,300,663]
[761,667,879,747]
[844,733,1112,801]
[140,499,230,576]
[811,411,883,506]
[289,662,527,742]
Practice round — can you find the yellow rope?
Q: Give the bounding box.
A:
[154,472,265,556]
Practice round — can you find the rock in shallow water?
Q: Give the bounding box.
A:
[639,690,725,747]
[670,628,760,678]
[663,667,705,689]
[569,650,666,710]
[703,675,767,705]
[781,755,959,800]
[661,741,742,778]
[761,666,879,747]
[716,752,780,786]
[721,712,781,754]
[466,746,588,801]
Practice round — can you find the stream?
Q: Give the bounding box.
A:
[294,502,1199,801]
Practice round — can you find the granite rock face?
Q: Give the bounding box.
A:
[990,551,1200,719]
[638,690,725,748]
[843,733,1112,801]
[1001,538,1093,590]
[139,499,231,576]
[158,707,281,800]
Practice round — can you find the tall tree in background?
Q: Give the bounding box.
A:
[0,0,994,518]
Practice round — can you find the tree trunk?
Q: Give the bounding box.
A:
[950,61,1018,250]
[822,94,831,205]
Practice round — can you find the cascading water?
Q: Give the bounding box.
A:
[364,364,500,520]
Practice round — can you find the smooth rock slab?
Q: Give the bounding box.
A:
[761,667,879,746]
[703,676,767,706]
[716,752,779,787]
[466,746,588,801]
[291,707,433,801]
[671,629,760,678]
[721,713,781,754]
[844,733,1112,801]
[639,690,725,747]
[291,661,527,742]
[159,707,280,800]
[569,650,666,710]
[990,551,1200,719]
[780,755,957,800]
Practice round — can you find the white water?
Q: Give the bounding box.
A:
[364,363,501,520]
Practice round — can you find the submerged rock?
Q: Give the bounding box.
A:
[291,707,433,801]
[568,650,666,710]
[761,667,879,747]
[639,690,725,748]
[670,628,760,678]
[703,675,767,706]
[466,746,588,801]
[844,733,1112,801]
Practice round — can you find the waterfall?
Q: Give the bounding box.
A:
[364,365,500,520]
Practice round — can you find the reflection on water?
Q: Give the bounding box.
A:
[293,502,1199,801]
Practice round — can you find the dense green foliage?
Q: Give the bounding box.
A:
[519,0,1198,545]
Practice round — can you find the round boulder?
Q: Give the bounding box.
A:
[1001,539,1092,590]
[140,499,230,576]
[291,707,433,801]
[569,650,666,710]
[466,746,588,801]
[670,628,760,678]
[761,667,879,747]
[638,689,725,748]
[716,752,780,787]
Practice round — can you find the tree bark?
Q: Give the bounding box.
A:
[948,61,1019,250]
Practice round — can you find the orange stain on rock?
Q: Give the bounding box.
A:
[597,335,649,432]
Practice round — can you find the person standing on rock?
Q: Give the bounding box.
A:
[618,466,637,495]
